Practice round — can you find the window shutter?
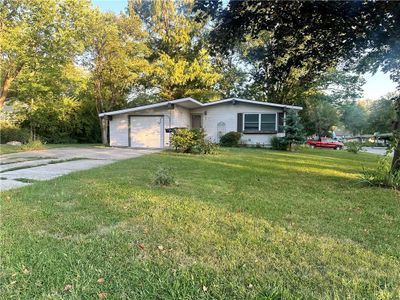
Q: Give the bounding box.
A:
[237,113,243,132]
[278,112,284,133]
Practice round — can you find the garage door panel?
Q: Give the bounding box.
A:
[130,116,164,148]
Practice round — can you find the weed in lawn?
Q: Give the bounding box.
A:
[153,166,176,186]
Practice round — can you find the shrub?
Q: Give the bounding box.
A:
[360,155,400,190]
[200,140,219,154]
[153,166,176,186]
[20,140,45,151]
[346,141,363,154]
[0,123,30,144]
[219,131,242,147]
[271,136,289,151]
[170,128,217,154]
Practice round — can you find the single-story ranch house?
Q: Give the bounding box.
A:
[99,98,303,148]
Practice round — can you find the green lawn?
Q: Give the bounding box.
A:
[0,143,103,155]
[1,148,399,299]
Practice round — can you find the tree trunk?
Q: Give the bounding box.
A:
[391,97,400,174]
[0,75,14,110]
[99,117,108,146]
[392,139,400,174]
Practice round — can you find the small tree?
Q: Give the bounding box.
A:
[284,109,305,151]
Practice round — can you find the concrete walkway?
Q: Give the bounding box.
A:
[0,147,157,191]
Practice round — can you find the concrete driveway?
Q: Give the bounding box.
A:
[0,147,158,191]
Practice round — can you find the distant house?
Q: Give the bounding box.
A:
[99,98,303,148]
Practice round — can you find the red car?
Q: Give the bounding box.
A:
[306,138,344,150]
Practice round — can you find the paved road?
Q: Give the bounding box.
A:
[0,147,157,191]
[362,147,391,156]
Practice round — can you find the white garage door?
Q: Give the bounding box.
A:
[130,116,164,148]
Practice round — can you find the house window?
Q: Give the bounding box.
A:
[261,114,276,131]
[244,114,260,131]
[243,113,276,132]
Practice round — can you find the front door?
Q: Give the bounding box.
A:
[191,114,202,129]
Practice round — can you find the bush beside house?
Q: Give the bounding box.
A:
[170,128,218,154]
[219,132,242,147]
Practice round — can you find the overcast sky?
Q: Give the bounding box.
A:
[92,0,398,100]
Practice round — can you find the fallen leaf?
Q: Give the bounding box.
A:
[98,291,107,299]
[157,245,164,251]
[202,286,208,292]
[138,243,145,250]
[64,284,73,292]
[97,277,105,284]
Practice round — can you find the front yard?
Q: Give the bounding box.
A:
[1,148,399,299]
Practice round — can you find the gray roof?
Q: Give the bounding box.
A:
[99,97,303,117]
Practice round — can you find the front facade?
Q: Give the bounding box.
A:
[99,98,302,148]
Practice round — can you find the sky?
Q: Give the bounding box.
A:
[91,0,398,100]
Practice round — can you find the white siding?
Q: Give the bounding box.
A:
[191,103,284,146]
[109,114,129,147]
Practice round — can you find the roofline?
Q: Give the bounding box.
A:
[201,98,303,110]
[98,97,202,117]
[99,97,302,117]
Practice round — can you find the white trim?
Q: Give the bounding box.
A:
[202,98,303,110]
[99,97,302,117]
[99,98,203,117]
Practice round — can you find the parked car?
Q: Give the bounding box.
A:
[306,138,344,150]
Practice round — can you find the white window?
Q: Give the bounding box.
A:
[243,113,276,132]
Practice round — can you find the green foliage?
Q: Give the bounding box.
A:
[219,131,242,147]
[367,94,397,134]
[153,166,176,186]
[283,109,305,149]
[341,102,368,136]
[271,136,289,151]
[0,122,30,144]
[304,100,339,137]
[20,140,45,151]
[361,155,400,190]
[132,0,222,101]
[346,141,363,154]
[170,128,217,154]
[0,0,92,108]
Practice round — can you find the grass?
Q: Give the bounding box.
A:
[0,143,104,155]
[0,148,399,299]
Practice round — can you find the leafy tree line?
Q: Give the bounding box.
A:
[0,0,225,143]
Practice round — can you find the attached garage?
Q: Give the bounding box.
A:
[129,116,164,148]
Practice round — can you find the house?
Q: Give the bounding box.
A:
[99,98,303,148]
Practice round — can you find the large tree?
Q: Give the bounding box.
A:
[86,9,150,144]
[130,0,222,102]
[0,0,91,109]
